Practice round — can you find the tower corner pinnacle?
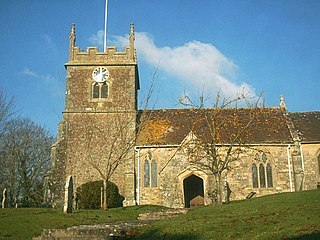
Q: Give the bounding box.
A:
[129,23,135,61]
[69,23,76,61]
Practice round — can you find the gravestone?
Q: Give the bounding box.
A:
[2,188,6,208]
[63,176,73,214]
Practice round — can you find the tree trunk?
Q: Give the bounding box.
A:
[215,173,223,205]
[102,179,108,210]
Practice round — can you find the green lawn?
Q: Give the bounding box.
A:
[133,189,320,240]
[0,205,164,239]
[0,190,319,240]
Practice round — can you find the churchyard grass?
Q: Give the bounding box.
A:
[0,205,163,239]
[0,190,319,239]
[133,189,320,240]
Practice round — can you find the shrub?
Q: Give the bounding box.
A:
[76,180,124,209]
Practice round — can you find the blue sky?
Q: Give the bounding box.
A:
[0,0,319,136]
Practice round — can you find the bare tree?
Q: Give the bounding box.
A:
[0,118,53,207]
[0,90,15,205]
[78,70,158,210]
[178,93,263,204]
[0,90,14,138]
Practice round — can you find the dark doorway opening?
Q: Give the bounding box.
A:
[183,174,204,208]
[66,176,73,213]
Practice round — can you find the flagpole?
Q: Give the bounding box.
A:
[104,0,108,52]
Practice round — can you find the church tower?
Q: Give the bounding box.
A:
[49,23,139,208]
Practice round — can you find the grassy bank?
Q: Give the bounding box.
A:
[0,190,319,239]
[133,190,320,240]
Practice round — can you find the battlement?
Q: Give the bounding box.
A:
[66,23,136,66]
[67,45,136,66]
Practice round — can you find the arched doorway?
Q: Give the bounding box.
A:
[183,174,204,208]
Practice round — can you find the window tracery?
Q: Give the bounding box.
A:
[252,152,273,188]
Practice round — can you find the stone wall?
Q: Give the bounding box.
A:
[49,25,139,208]
[135,144,304,208]
[300,143,320,190]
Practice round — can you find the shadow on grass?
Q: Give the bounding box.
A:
[129,229,199,240]
[288,231,320,240]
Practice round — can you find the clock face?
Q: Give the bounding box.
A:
[92,67,109,83]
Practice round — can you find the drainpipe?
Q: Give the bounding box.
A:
[299,143,305,172]
[134,147,141,205]
[287,144,293,192]
[299,143,305,190]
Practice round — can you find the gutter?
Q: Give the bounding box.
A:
[134,142,293,149]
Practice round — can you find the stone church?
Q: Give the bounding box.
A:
[47,23,320,210]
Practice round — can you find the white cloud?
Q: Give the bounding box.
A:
[89,30,104,46]
[113,32,256,100]
[22,68,39,78]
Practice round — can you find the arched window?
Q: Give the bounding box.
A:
[101,82,108,98]
[252,152,273,189]
[144,160,150,187]
[151,159,157,187]
[92,82,108,99]
[266,163,273,187]
[92,83,100,98]
[252,163,258,188]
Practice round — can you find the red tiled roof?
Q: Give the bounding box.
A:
[137,107,293,146]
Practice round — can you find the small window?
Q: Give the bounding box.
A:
[143,153,158,188]
[144,160,150,187]
[92,82,108,99]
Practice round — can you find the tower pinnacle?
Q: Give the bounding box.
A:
[280,95,287,113]
[129,23,135,61]
[69,23,76,60]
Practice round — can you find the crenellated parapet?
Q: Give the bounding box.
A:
[67,46,136,66]
[66,23,137,66]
